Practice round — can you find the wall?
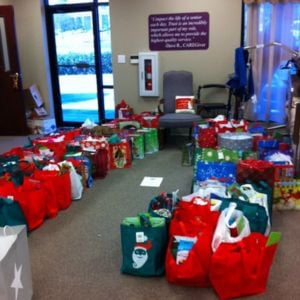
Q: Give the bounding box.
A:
[0,0,54,117]
[110,0,242,113]
[0,0,242,119]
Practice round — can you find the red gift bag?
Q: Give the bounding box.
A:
[0,178,47,231]
[83,149,108,179]
[33,138,67,161]
[165,227,213,287]
[32,169,71,211]
[198,127,217,148]
[32,170,60,218]
[236,159,275,187]
[165,198,219,287]
[170,198,219,237]
[209,232,281,299]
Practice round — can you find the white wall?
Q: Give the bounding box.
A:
[110,0,242,113]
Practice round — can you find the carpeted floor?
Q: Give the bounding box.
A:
[1,136,300,299]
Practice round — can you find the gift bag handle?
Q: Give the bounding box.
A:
[240,184,257,199]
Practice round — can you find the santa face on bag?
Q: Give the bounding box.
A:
[132,240,152,269]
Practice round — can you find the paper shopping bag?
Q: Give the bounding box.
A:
[0,225,33,300]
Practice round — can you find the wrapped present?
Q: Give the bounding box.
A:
[237,159,275,187]
[198,127,217,148]
[218,132,253,151]
[273,181,300,210]
[202,148,240,163]
[211,118,249,134]
[195,161,236,184]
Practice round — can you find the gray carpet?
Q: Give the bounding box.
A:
[1,136,300,299]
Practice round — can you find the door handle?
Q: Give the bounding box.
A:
[10,72,20,90]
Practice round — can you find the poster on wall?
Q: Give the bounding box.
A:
[148,12,209,51]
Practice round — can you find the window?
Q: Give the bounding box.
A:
[244,3,300,123]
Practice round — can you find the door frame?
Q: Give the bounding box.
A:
[0,5,28,135]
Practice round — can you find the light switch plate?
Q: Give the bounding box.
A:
[117,54,126,64]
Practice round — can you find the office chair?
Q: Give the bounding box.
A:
[197,84,232,119]
[157,70,202,148]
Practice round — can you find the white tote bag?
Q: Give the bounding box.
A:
[0,225,33,300]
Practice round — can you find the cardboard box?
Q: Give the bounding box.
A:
[24,84,44,109]
[27,117,56,135]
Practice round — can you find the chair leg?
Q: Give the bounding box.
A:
[158,128,166,150]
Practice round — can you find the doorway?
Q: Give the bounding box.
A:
[45,0,114,127]
[0,5,29,135]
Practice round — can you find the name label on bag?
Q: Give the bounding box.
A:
[136,232,145,243]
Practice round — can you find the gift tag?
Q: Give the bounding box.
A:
[136,232,145,243]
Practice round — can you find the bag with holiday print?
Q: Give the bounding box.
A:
[120,213,167,276]
[108,141,132,169]
[0,225,33,300]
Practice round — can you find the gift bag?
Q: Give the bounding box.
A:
[130,133,145,160]
[0,197,27,228]
[209,232,281,299]
[120,214,167,276]
[165,218,215,287]
[0,225,33,300]
[218,196,269,235]
[148,191,178,224]
[211,202,251,252]
[0,178,47,231]
[108,141,131,169]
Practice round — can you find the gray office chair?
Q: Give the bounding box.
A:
[157,70,202,148]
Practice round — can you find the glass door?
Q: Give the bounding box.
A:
[54,10,99,123]
[45,1,114,126]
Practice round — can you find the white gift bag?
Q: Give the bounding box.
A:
[0,225,33,300]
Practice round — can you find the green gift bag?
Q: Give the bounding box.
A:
[218,196,268,235]
[0,197,28,229]
[120,213,167,276]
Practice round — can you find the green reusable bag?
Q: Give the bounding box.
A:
[0,197,28,229]
[219,196,268,234]
[120,213,167,276]
[245,180,273,224]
